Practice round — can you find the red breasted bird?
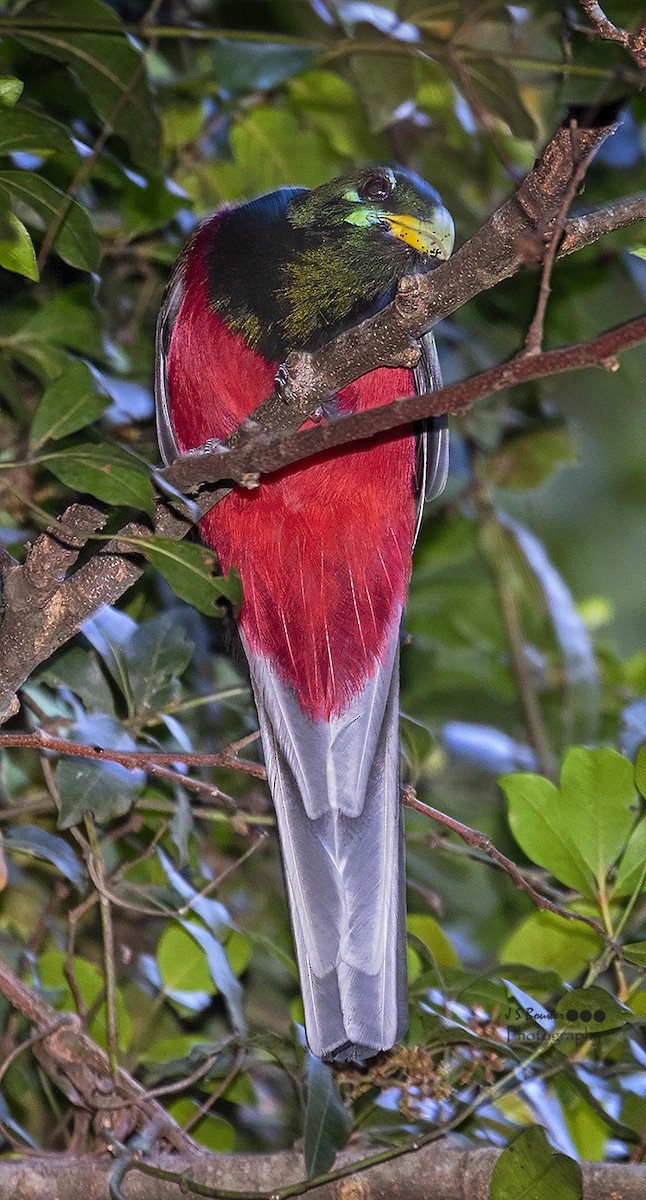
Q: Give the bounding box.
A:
[155,167,454,1062]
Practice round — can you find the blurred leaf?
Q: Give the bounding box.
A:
[56,713,146,828]
[131,535,242,617]
[350,52,415,131]
[612,817,646,899]
[0,109,77,160]
[181,920,247,1036]
[499,514,599,743]
[13,285,105,356]
[166,1098,235,1151]
[0,169,99,271]
[191,108,341,204]
[490,1126,582,1200]
[38,644,115,714]
[42,441,155,514]
[303,1050,351,1178]
[289,70,383,159]
[407,913,460,966]
[39,951,131,1051]
[622,943,646,967]
[0,76,23,107]
[4,825,85,890]
[0,210,38,280]
[125,611,194,714]
[157,924,214,994]
[491,427,578,491]
[500,910,602,979]
[462,58,536,140]
[555,986,629,1034]
[29,359,108,450]
[16,0,160,172]
[635,743,646,795]
[121,176,185,239]
[211,40,317,93]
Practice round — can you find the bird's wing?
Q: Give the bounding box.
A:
[154,261,185,466]
[413,330,449,544]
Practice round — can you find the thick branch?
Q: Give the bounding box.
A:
[0,958,198,1153]
[0,1148,644,1200]
[164,310,646,491]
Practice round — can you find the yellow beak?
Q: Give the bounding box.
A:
[382,208,455,259]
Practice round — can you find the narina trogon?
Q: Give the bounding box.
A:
[155,167,455,1063]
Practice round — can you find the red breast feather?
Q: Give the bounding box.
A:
[167,217,417,721]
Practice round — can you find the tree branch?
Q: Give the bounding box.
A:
[578,1,646,67]
[404,791,614,949]
[4,118,646,724]
[0,958,199,1154]
[0,1146,644,1200]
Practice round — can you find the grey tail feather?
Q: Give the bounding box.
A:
[242,630,407,1063]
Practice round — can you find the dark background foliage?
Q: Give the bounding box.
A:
[0,0,646,1189]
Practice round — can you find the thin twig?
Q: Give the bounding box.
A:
[403,788,614,949]
[0,731,266,779]
[84,816,120,1080]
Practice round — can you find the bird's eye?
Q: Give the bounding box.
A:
[359,172,394,202]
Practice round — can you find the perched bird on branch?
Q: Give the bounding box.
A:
[155,167,454,1062]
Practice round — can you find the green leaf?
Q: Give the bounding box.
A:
[37,645,115,714]
[490,1126,582,1200]
[462,58,536,141]
[350,52,415,132]
[157,925,214,994]
[490,427,578,491]
[56,713,146,828]
[125,611,194,715]
[210,39,316,93]
[289,70,383,159]
[622,942,646,967]
[500,910,602,979]
[303,1051,351,1178]
[630,247,646,261]
[613,817,646,899]
[29,359,108,450]
[0,109,77,161]
[560,748,637,887]
[635,743,646,795]
[0,76,23,107]
[555,986,629,1034]
[501,771,592,896]
[38,951,131,1051]
[407,913,460,966]
[0,210,38,280]
[0,169,99,271]
[42,441,154,514]
[184,107,341,207]
[166,1099,235,1152]
[14,284,105,356]
[131,535,242,617]
[4,825,85,890]
[181,920,246,1036]
[16,0,160,172]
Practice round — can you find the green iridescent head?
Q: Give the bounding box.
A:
[288,166,454,261]
[206,166,454,359]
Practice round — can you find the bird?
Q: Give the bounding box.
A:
[155,166,454,1063]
